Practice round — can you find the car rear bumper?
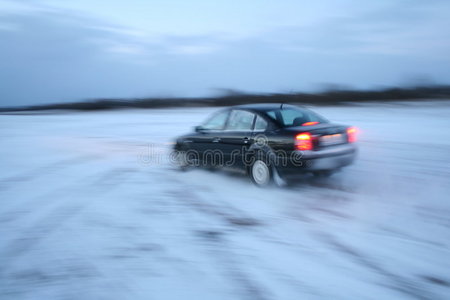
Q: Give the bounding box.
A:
[299,143,357,160]
[277,143,357,175]
[302,151,356,171]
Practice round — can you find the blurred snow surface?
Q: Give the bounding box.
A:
[0,101,449,299]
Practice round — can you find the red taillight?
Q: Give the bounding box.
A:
[347,126,357,143]
[295,132,313,150]
[302,121,319,126]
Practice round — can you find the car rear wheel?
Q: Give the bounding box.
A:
[250,159,272,187]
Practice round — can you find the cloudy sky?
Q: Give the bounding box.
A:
[1,0,449,106]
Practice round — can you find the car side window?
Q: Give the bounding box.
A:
[267,111,277,119]
[281,109,305,126]
[202,110,229,130]
[226,110,255,131]
[254,115,268,131]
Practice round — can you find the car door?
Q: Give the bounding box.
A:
[220,109,256,168]
[190,109,230,164]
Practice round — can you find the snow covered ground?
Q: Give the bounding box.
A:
[1,102,450,299]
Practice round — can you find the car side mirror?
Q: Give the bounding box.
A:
[194,125,205,132]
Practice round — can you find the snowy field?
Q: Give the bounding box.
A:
[1,102,450,300]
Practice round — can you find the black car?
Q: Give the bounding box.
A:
[173,104,357,186]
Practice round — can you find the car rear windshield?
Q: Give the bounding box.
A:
[264,107,328,127]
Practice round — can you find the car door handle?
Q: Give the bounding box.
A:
[243,137,250,144]
[212,137,221,143]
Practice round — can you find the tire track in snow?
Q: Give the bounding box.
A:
[171,175,329,299]
[0,154,103,191]
[162,171,273,300]
[197,231,274,300]
[0,159,124,225]
[166,172,262,228]
[0,167,138,278]
[315,232,438,300]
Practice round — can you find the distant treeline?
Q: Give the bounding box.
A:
[2,85,450,112]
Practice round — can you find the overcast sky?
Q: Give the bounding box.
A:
[1,0,450,106]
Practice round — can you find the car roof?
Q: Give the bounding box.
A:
[232,103,300,112]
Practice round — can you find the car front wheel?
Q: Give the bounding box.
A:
[173,150,189,171]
